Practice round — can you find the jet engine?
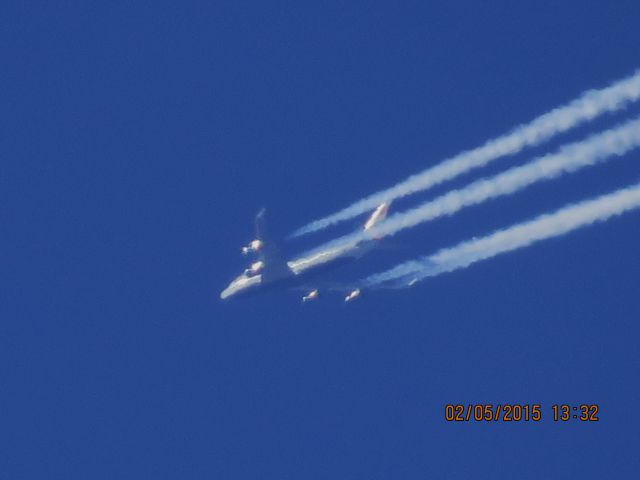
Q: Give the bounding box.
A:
[344,289,361,302]
[244,260,264,276]
[302,289,319,303]
[241,239,263,255]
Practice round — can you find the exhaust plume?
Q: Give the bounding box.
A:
[301,117,640,260]
[291,70,640,238]
[361,182,640,288]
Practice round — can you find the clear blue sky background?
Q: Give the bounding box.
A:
[2,1,640,478]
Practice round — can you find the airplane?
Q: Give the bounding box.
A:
[220,202,391,302]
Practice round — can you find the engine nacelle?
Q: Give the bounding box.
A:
[244,260,264,276]
[241,239,263,255]
[344,289,361,302]
[302,289,319,303]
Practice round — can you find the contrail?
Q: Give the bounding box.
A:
[291,70,640,238]
[299,117,640,261]
[360,182,640,288]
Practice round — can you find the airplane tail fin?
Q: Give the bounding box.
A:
[363,201,391,238]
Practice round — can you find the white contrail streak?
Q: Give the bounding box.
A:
[360,182,640,288]
[300,117,640,260]
[291,70,640,238]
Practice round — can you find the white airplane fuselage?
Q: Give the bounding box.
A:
[220,202,390,301]
[220,240,374,300]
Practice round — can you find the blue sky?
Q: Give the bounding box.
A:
[2,1,640,478]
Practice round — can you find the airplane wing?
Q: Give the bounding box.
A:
[254,209,292,282]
